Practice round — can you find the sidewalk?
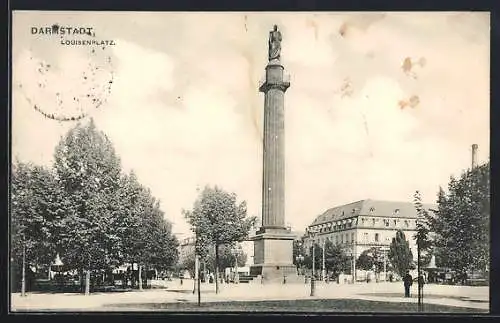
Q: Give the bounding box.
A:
[10,280,489,312]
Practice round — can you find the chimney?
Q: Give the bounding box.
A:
[471,144,478,169]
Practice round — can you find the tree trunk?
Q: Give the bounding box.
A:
[138,265,143,290]
[215,244,219,294]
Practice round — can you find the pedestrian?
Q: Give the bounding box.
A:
[418,272,425,294]
[403,270,413,298]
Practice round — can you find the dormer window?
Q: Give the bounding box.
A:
[369,207,375,214]
[352,208,356,215]
[394,209,400,215]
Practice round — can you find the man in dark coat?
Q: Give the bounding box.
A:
[403,270,413,297]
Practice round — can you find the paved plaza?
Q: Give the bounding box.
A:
[11,280,489,312]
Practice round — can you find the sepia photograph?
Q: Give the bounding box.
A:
[9,11,490,313]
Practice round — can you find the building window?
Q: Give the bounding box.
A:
[345,233,348,243]
[384,219,389,227]
[335,235,339,244]
[351,233,354,243]
[341,235,344,243]
[393,219,397,226]
[375,233,379,242]
[372,218,376,226]
[363,233,368,242]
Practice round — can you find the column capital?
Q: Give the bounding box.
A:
[259,81,290,93]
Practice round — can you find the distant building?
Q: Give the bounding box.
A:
[303,199,437,262]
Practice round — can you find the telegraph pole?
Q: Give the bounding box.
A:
[309,228,317,296]
[417,238,422,312]
[311,239,315,296]
[193,254,198,294]
[352,243,356,283]
[321,240,326,281]
[197,255,201,306]
[381,246,389,282]
[21,242,26,297]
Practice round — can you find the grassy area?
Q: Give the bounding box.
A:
[103,299,488,313]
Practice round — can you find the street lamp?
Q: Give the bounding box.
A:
[322,240,326,282]
[352,241,357,284]
[416,217,423,312]
[307,227,318,296]
[380,246,389,282]
[295,254,304,276]
[232,245,239,284]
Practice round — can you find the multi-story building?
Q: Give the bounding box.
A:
[303,199,437,262]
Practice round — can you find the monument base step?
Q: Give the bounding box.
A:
[250,264,300,284]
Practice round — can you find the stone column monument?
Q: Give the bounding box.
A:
[250,25,297,282]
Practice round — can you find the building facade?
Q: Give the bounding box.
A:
[303,199,437,262]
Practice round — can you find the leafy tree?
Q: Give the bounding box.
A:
[11,161,65,291]
[388,230,414,277]
[356,247,384,272]
[114,172,178,289]
[303,243,322,273]
[324,240,350,277]
[413,191,434,268]
[11,119,179,294]
[178,244,196,277]
[141,198,179,288]
[204,243,247,273]
[184,186,256,294]
[53,119,123,294]
[432,162,489,277]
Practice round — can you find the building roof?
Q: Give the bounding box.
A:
[310,199,437,226]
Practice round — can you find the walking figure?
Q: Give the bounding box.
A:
[418,272,425,294]
[403,270,413,298]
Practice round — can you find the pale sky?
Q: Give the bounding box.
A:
[11,12,490,238]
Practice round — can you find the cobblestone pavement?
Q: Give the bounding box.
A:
[10,279,489,312]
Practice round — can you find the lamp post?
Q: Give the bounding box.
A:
[308,227,318,296]
[232,245,239,284]
[352,241,356,284]
[417,222,422,312]
[322,240,326,281]
[21,241,26,297]
[380,246,389,282]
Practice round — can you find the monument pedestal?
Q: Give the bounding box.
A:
[250,228,299,283]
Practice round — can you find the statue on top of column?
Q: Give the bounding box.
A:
[268,25,282,61]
